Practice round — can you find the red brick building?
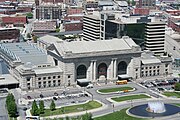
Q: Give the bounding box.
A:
[64,21,83,31]
[166,10,180,16]
[64,14,83,21]
[0,28,20,42]
[168,16,180,32]
[66,7,83,15]
[2,16,27,25]
[17,7,32,13]
[133,8,150,15]
[0,0,17,2]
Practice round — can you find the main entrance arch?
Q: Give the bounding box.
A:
[76,65,87,79]
[117,61,127,75]
[98,63,107,78]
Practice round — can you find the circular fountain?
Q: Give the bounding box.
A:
[128,101,180,118]
[147,101,166,113]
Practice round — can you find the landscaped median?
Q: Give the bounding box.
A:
[163,92,180,98]
[97,86,134,94]
[111,94,151,102]
[40,101,102,117]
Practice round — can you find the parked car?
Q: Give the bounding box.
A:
[27,96,31,99]
[167,80,176,85]
[86,84,93,89]
[53,97,57,100]
[159,80,169,86]
[40,94,44,98]
[157,88,165,91]
[54,92,58,96]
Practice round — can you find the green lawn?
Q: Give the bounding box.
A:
[111,94,151,102]
[94,108,147,120]
[40,101,102,117]
[98,87,133,93]
[163,92,180,98]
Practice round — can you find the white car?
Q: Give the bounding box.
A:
[86,84,93,89]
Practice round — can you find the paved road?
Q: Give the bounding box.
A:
[0,97,8,120]
[11,82,180,120]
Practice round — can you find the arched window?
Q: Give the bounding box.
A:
[118,61,127,75]
[77,65,87,79]
[98,63,107,78]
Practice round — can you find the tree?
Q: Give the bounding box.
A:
[32,35,38,43]
[6,93,17,117]
[50,100,56,111]
[81,113,93,120]
[65,116,70,120]
[39,100,45,114]
[31,100,39,116]
[175,83,180,91]
[56,28,60,32]
[6,93,14,105]
[131,0,136,6]
[26,12,33,19]
[8,102,17,117]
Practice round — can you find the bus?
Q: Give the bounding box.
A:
[116,80,128,85]
[26,116,40,120]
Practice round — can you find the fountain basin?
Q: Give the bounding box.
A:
[128,103,180,118]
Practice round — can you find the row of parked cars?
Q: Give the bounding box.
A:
[26,91,88,101]
[140,78,180,88]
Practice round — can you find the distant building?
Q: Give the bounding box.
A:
[64,21,83,31]
[144,22,165,55]
[0,28,20,42]
[32,20,57,34]
[138,0,156,8]
[36,3,62,20]
[66,7,83,15]
[83,15,100,41]
[1,15,27,27]
[168,16,180,33]
[133,8,150,15]
[64,14,83,21]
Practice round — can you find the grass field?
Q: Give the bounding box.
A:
[40,101,102,117]
[111,94,151,102]
[163,92,180,98]
[98,87,133,93]
[94,108,147,120]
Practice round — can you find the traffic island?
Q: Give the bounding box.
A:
[163,92,180,98]
[110,94,151,102]
[39,101,102,117]
[97,87,135,94]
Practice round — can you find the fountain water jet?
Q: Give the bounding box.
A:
[147,101,166,113]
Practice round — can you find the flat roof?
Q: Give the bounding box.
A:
[39,35,63,44]
[34,66,62,75]
[141,59,161,64]
[0,74,18,86]
[55,37,138,55]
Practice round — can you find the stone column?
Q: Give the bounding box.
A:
[113,59,117,79]
[87,61,93,81]
[93,61,96,81]
[107,60,114,80]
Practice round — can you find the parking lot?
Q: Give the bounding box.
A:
[140,78,180,93]
[23,89,91,108]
